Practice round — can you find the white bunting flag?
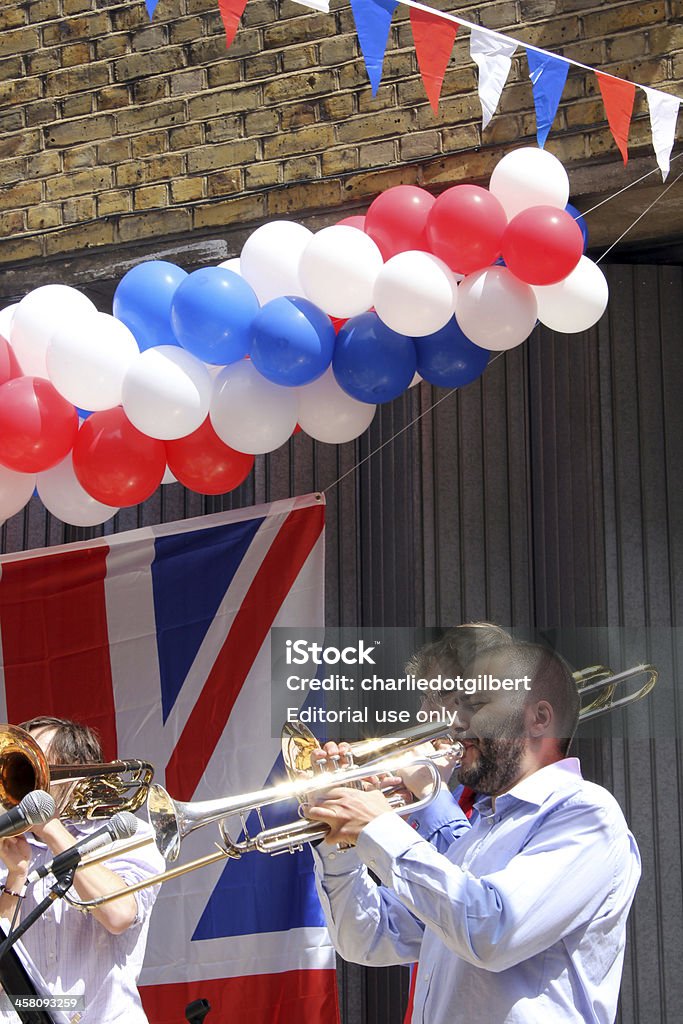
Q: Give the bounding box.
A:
[643,86,681,180]
[470,27,518,129]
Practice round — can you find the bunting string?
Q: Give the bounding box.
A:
[145,0,682,176]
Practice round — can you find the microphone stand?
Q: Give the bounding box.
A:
[0,867,76,1024]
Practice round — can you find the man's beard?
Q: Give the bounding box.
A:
[456,707,527,795]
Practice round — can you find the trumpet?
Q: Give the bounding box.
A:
[64,659,658,909]
[0,724,154,825]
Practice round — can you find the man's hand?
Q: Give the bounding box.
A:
[305,786,393,846]
[392,741,461,800]
[0,833,31,878]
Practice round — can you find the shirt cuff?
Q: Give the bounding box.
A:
[311,840,364,877]
[405,787,468,839]
[356,812,427,885]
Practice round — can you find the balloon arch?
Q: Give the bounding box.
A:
[0,148,608,527]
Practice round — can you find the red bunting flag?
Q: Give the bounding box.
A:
[595,71,636,164]
[410,8,458,114]
[218,0,249,48]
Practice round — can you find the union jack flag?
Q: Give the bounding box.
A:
[0,493,339,1024]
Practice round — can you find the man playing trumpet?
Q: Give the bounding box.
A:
[307,637,641,1024]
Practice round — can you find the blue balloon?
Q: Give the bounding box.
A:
[414,318,490,388]
[76,407,93,420]
[565,203,588,253]
[333,312,416,404]
[250,297,335,387]
[171,267,260,365]
[113,261,187,352]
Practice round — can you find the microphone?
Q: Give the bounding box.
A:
[0,791,56,838]
[28,810,139,883]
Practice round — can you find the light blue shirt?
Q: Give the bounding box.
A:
[405,785,471,853]
[313,759,641,1024]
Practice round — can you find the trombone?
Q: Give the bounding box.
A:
[65,720,463,909]
[63,660,658,909]
[0,723,154,825]
[574,664,657,721]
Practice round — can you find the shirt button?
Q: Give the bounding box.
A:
[369,859,376,867]
[328,852,336,860]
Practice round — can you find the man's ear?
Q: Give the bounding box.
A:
[526,699,553,738]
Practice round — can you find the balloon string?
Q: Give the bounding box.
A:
[322,353,506,494]
[595,169,683,263]
[579,151,683,219]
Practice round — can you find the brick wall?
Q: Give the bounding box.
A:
[0,0,681,272]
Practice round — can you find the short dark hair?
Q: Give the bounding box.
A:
[20,716,103,765]
[479,641,581,755]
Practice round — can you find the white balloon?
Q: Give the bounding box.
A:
[409,372,423,388]
[299,225,383,318]
[122,345,212,440]
[456,267,538,351]
[47,312,139,411]
[161,465,178,485]
[297,367,376,443]
[0,304,18,345]
[210,360,298,455]
[489,147,570,221]
[373,252,457,337]
[37,452,118,527]
[218,257,242,275]
[533,256,609,334]
[240,221,312,304]
[10,285,96,377]
[0,464,36,521]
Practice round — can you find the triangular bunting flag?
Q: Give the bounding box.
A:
[470,28,517,129]
[596,71,636,164]
[218,0,249,49]
[643,86,681,180]
[410,9,458,114]
[145,0,158,17]
[350,0,398,97]
[527,48,570,148]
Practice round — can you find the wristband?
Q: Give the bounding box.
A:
[1,884,25,899]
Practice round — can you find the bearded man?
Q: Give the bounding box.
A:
[306,639,641,1024]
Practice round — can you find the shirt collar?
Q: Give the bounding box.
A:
[474,757,583,816]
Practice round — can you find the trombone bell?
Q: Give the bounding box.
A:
[0,724,154,823]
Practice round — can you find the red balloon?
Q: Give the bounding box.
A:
[501,206,584,285]
[165,417,254,495]
[0,338,22,386]
[365,186,435,260]
[337,215,366,231]
[330,317,348,334]
[426,185,508,275]
[72,407,166,507]
[0,376,78,473]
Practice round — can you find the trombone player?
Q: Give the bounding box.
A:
[0,716,164,1024]
[306,638,642,1024]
